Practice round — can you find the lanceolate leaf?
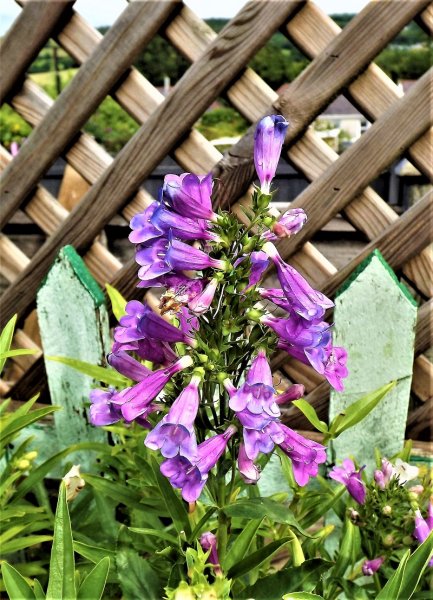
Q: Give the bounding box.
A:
[394,530,433,599]
[329,382,395,438]
[223,517,264,572]
[292,399,328,433]
[106,284,127,321]
[227,537,292,579]
[33,580,46,600]
[375,550,410,600]
[46,355,129,387]
[46,482,76,600]
[1,562,36,600]
[0,314,17,373]
[77,557,110,600]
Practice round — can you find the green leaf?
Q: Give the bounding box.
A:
[150,456,191,537]
[77,557,110,600]
[189,507,218,542]
[283,594,324,599]
[0,534,53,554]
[129,527,179,546]
[116,527,162,600]
[46,482,76,600]
[33,580,46,600]
[328,382,395,438]
[227,537,293,579]
[0,407,60,448]
[0,349,38,360]
[331,519,360,579]
[299,486,346,529]
[1,562,36,600]
[223,518,264,572]
[396,530,433,599]
[12,442,109,501]
[0,314,17,373]
[46,355,129,387]
[223,498,310,537]
[376,550,410,599]
[105,284,127,321]
[236,559,331,599]
[292,399,328,433]
[73,541,116,564]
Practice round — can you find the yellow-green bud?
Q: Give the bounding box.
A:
[197,354,208,364]
[382,534,394,547]
[403,535,414,546]
[172,582,195,600]
[17,459,30,470]
[382,505,392,516]
[245,308,263,322]
[23,451,38,461]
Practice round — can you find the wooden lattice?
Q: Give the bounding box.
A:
[0,0,432,440]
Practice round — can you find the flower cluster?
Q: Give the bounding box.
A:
[89,114,348,503]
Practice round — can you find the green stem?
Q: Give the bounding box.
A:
[216,461,229,567]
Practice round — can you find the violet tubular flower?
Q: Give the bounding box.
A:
[138,303,197,347]
[188,278,218,315]
[254,115,289,194]
[413,506,433,566]
[329,458,366,504]
[145,375,200,461]
[129,202,162,244]
[200,531,222,576]
[89,388,123,427]
[362,557,385,576]
[163,172,217,221]
[261,313,331,350]
[262,242,334,321]
[160,425,236,502]
[150,203,219,242]
[165,234,227,272]
[277,424,327,486]
[135,238,172,283]
[113,355,193,422]
[263,208,307,241]
[107,350,151,381]
[238,442,261,484]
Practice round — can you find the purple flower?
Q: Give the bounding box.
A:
[89,388,155,428]
[242,421,284,460]
[165,234,227,272]
[135,238,172,283]
[10,141,20,157]
[107,351,151,381]
[329,458,366,504]
[262,242,334,321]
[129,202,162,244]
[277,424,327,486]
[238,443,261,484]
[261,313,331,349]
[188,278,218,315]
[200,532,222,575]
[160,425,236,502]
[374,458,393,490]
[163,173,217,221]
[145,375,200,460]
[114,301,148,343]
[413,507,433,566]
[177,306,199,337]
[112,338,177,366]
[254,115,289,194]
[275,384,305,405]
[362,557,385,576]
[258,287,292,312]
[228,350,280,418]
[243,251,269,292]
[150,203,219,242]
[112,355,193,421]
[138,302,196,347]
[263,208,307,241]
[427,502,433,530]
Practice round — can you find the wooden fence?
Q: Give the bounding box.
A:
[0,0,432,442]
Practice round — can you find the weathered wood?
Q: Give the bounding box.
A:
[0,0,178,228]
[416,299,432,355]
[412,355,433,402]
[214,0,431,208]
[321,190,433,298]
[0,0,75,104]
[284,0,433,180]
[406,397,433,438]
[36,246,109,468]
[329,251,417,468]
[273,71,432,262]
[0,0,300,328]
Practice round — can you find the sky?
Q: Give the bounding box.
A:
[1,0,369,35]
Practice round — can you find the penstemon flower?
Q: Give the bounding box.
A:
[329,458,366,504]
[89,114,348,518]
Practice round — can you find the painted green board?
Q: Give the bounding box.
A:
[36,246,110,471]
[329,250,417,471]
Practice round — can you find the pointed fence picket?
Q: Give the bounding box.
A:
[36,245,110,471]
[329,250,418,470]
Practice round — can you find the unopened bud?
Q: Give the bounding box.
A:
[17,459,30,470]
[403,535,414,546]
[63,465,85,501]
[382,534,394,547]
[23,451,38,461]
[382,505,392,516]
[246,308,263,322]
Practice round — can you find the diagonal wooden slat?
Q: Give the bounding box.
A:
[284,0,433,180]
[0,0,75,105]
[273,70,432,261]
[0,0,301,328]
[0,0,178,228]
[213,0,431,207]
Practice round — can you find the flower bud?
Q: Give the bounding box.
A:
[382,505,392,516]
[23,451,38,461]
[382,534,394,547]
[254,115,289,194]
[17,459,30,470]
[246,308,264,322]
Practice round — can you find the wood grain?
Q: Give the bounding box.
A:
[0,0,75,104]
[0,0,178,228]
[0,1,300,328]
